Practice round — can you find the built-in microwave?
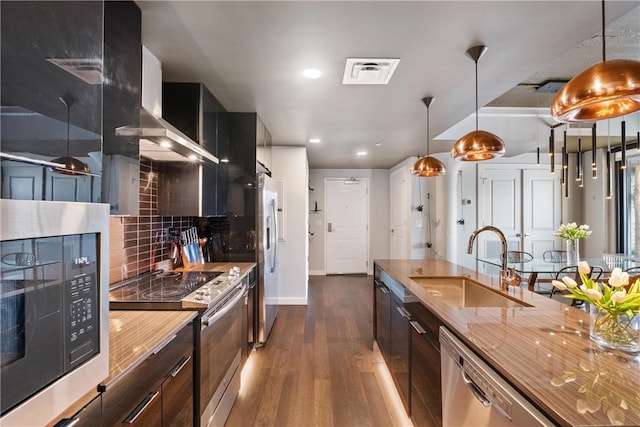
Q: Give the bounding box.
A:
[0,199,109,426]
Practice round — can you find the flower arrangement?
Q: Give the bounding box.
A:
[553,222,593,241]
[552,261,640,351]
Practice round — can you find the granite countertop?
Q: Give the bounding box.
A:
[375,259,640,427]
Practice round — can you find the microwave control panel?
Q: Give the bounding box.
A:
[65,272,99,369]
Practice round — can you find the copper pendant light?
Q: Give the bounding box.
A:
[451,45,505,161]
[51,97,91,175]
[551,0,640,122]
[411,97,446,177]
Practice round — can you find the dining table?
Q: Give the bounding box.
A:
[476,255,640,292]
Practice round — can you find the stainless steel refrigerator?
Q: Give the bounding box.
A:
[256,172,278,346]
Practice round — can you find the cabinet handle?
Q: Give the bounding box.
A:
[379,286,389,294]
[410,320,427,334]
[124,391,159,424]
[53,417,80,427]
[396,306,411,318]
[169,355,192,378]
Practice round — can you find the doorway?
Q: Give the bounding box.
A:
[325,178,369,274]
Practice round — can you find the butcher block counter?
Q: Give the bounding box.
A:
[375,259,640,427]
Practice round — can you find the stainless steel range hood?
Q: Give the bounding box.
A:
[116,108,218,163]
[116,46,218,164]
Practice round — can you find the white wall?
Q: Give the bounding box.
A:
[271,146,309,305]
[309,168,389,275]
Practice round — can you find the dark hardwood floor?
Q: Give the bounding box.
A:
[225,274,413,427]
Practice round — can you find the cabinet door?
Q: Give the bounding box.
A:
[162,354,194,427]
[53,393,102,427]
[374,280,391,364]
[390,297,410,413]
[410,324,442,427]
[122,391,162,426]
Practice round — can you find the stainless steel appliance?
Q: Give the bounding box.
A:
[439,327,554,427]
[109,267,247,427]
[0,199,109,427]
[256,172,278,346]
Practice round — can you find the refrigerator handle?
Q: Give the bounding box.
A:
[271,198,278,273]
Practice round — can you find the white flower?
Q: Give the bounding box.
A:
[611,288,628,304]
[608,268,629,288]
[578,261,591,275]
[552,280,567,291]
[562,276,578,289]
[583,287,603,301]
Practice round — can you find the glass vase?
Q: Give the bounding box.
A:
[566,239,579,265]
[589,305,640,353]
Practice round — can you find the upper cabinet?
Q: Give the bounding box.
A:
[102,1,142,215]
[161,83,227,216]
[1,1,103,202]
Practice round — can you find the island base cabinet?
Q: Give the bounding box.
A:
[389,298,410,413]
[410,326,442,427]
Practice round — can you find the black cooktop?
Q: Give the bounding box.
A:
[109,270,222,304]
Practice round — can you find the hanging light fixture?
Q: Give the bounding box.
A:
[51,97,91,175]
[411,97,446,177]
[620,119,627,169]
[551,0,640,122]
[451,45,505,161]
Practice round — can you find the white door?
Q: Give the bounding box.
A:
[478,169,522,275]
[390,168,407,259]
[325,178,369,274]
[522,169,562,257]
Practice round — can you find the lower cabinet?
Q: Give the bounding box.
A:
[407,300,443,427]
[101,321,195,427]
[374,263,444,426]
[52,393,102,427]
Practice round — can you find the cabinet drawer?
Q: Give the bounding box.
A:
[102,322,194,426]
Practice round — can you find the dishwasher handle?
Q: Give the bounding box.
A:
[462,370,491,407]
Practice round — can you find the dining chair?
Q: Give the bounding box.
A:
[501,251,533,263]
[542,250,567,263]
[550,265,603,307]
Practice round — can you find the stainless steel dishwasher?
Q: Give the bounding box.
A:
[439,327,555,427]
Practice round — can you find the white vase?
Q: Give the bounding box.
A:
[566,239,579,265]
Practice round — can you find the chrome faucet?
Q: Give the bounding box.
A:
[467,225,521,290]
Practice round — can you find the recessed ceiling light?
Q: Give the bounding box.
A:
[160,141,172,148]
[188,154,198,161]
[375,142,382,146]
[309,138,321,143]
[220,158,229,163]
[303,69,322,79]
[357,151,367,156]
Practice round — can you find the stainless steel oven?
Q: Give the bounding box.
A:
[0,199,109,426]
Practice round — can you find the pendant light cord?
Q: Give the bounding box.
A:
[426,104,431,156]
[602,0,606,63]
[474,59,479,131]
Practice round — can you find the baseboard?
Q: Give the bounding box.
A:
[271,297,307,305]
[309,269,326,276]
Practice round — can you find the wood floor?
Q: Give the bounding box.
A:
[225,274,413,427]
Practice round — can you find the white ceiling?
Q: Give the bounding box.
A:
[137,1,640,169]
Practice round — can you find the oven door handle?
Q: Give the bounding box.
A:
[201,283,246,327]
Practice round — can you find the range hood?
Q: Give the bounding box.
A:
[116,47,218,164]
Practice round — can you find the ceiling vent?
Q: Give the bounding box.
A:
[342,58,400,85]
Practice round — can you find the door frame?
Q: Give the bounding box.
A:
[323,177,370,275]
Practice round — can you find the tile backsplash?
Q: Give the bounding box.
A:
[109,160,193,284]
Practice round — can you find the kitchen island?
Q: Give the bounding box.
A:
[375,259,640,427]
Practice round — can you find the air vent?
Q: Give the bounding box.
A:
[535,80,569,93]
[342,58,400,85]
[47,58,103,85]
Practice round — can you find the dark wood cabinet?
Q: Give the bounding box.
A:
[162,82,227,217]
[407,300,443,427]
[373,263,410,413]
[1,1,103,202]
[53,393,102,427]
[390,296,411,412]
[101,321,195,427]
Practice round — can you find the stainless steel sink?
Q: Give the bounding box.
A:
[409,276,532,308]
